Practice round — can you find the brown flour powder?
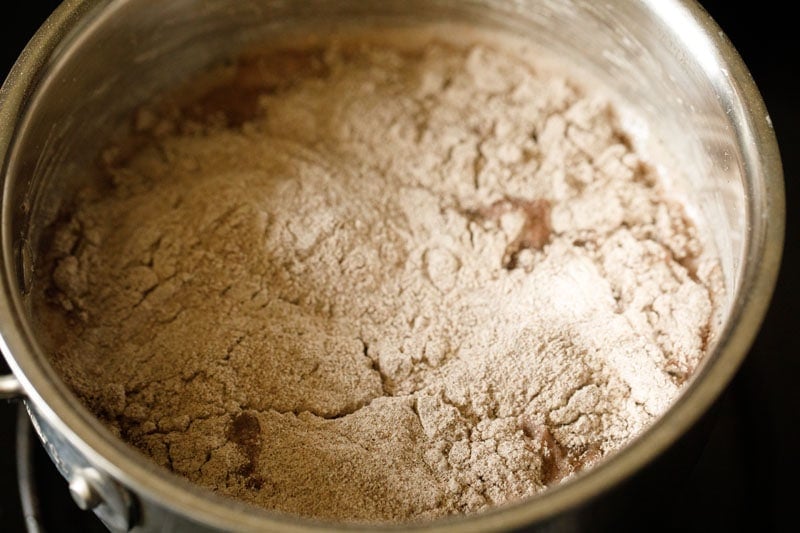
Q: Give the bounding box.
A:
[37,34,720,523]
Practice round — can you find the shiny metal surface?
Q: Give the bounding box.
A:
[0,373,23,399]
[69,469,104,511]
[0,0,784,531]
[24,402,136,532]
[15,404,43,533]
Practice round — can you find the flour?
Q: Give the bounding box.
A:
[36,33,720,523]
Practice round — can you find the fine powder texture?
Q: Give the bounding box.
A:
[37,36,721,523]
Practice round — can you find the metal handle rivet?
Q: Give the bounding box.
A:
[69,470,103,510]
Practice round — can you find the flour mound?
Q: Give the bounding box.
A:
[38,35,719,523]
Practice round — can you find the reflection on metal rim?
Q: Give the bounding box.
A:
[16,403,44,533]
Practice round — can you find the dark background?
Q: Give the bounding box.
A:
[1,2,797,532]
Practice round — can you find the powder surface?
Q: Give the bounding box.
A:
[37,35,720,523]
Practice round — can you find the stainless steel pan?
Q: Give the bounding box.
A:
[0,1,784,531]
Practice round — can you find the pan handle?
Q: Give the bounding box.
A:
[0,373,24,400]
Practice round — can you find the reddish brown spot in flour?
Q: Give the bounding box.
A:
[521,420,572,484]
[536,426,571,484]
[227,411,262,479]
[186,48,330,127]
[466,197,551,269]
[522,419,604,485]
[99,48,331,174]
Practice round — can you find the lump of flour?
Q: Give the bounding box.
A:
[36,32,721,523]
